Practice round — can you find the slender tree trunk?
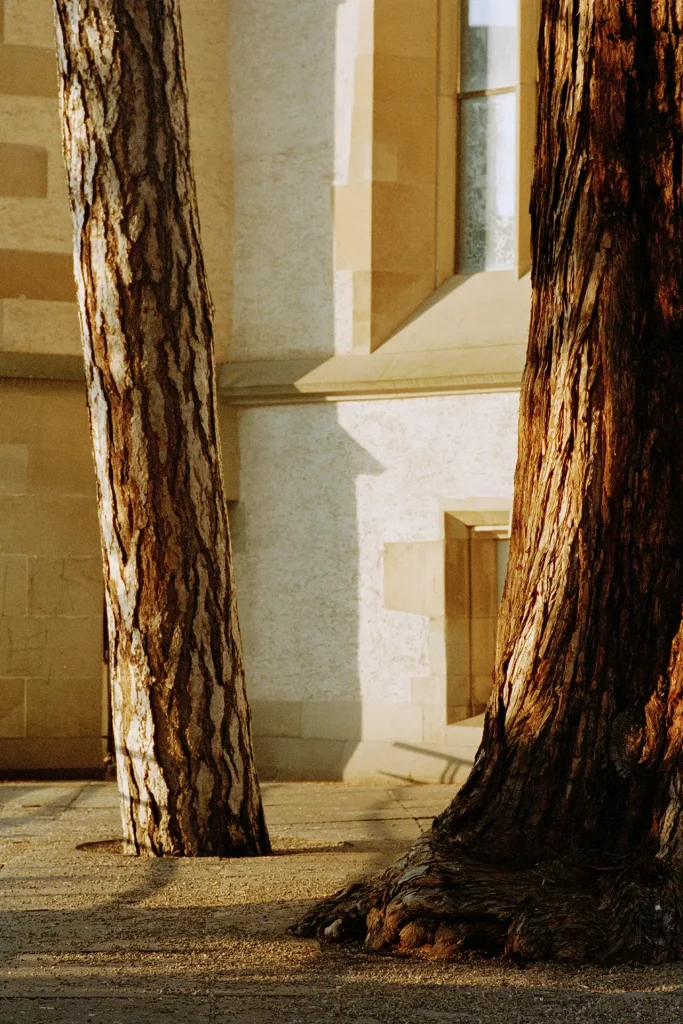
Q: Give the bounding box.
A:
[53,0,270,857]
[296,0,683,961]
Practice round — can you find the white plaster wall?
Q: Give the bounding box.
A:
[229,0,359,360]
[232,393,519,706]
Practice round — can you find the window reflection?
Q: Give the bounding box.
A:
[457,0,518,273]
[461,0,518,91]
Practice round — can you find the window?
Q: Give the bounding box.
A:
[335,0,538,352]
[445,512,510,722]
[456,0,519,272]
[436,0,539,283]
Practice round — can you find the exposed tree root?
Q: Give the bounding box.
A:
[291,833,683,964]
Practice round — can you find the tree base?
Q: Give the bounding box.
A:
[291,833,683,964]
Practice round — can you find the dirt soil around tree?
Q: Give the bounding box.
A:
[0,781,682,1023]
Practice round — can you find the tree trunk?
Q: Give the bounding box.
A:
[52,0,270,857]
[295,0,683,961]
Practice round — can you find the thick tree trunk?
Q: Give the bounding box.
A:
[296,0,683,961]
[53,0,270,857]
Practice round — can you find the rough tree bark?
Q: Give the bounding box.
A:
[52,0,270,857]
[295,0,683,962]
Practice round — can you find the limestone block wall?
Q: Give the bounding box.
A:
[233,392,519,781]
[0,0,233,362]
[0,0,78,359]
[0,382,242,774]
[0,0,239,774]
[0,382,103,773]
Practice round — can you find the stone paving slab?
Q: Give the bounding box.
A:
[1,781,682,1022]
[70,786,121,809]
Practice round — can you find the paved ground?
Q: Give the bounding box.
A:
[1,781,682,1023]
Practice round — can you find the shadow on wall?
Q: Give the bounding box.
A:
[228,0,386,778]
[229,0,346,363]
[230,404,383,780]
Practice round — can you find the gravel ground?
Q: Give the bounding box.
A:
[0,780,682,1023]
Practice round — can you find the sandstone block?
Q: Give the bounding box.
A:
[0,678,25,737]
[25,676,102,738]
[0,443,28,494]
[0,554,28,615]
[0,736,103,771]
[0,615,102,677]
[28,445,96,497]
[301,701,360,741]
[29,557,103,617]
[362,702,423,743]
[250,700,302,738]
[384,540,445,617]
[0,495,100,556]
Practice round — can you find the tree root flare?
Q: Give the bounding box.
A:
[290,835,683,964]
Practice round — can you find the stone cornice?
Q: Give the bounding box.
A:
[217,346,525,404]
[0,346,525,403]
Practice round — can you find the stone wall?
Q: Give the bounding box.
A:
[0,0,238,772]
[0,381,103,772]
[0,382,240,774]
[233,392,519,782]
[0,0,529,783]
[0,0,232,362]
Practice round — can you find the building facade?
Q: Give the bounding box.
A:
[0,0,535,781]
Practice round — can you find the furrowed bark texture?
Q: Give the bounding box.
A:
[296,0,683,961]
[53,0,270,857]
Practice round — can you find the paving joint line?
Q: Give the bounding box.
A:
[390,792,430,831]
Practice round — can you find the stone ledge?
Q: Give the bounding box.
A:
[218,347,524,405]
[0,349,524,405]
